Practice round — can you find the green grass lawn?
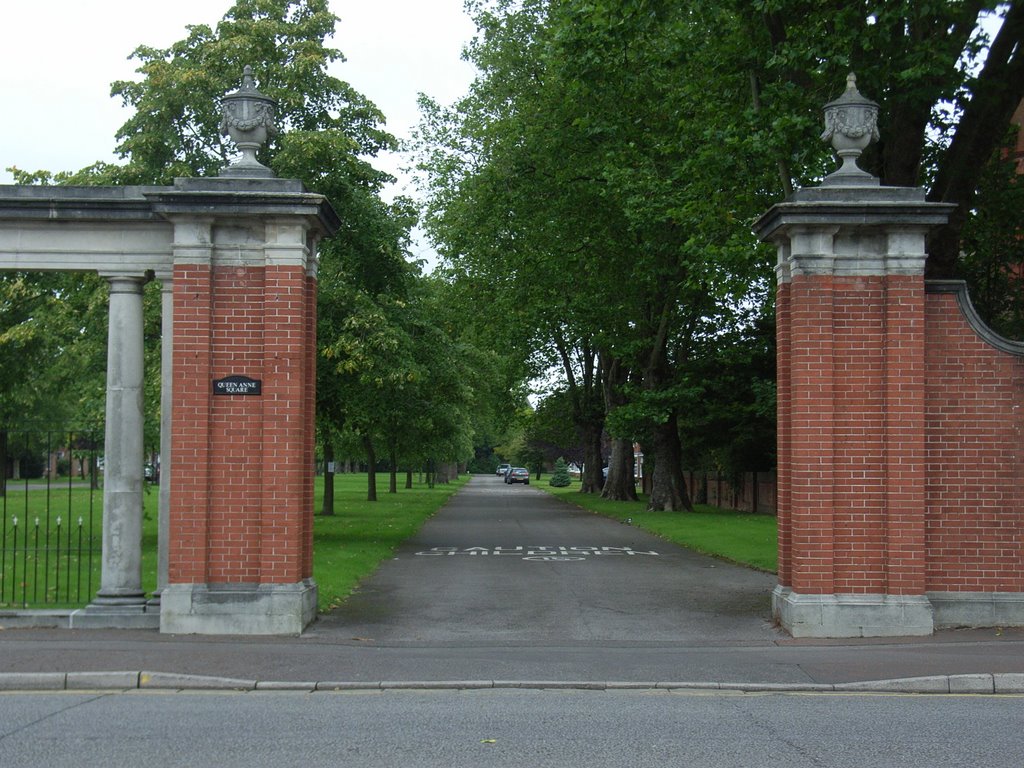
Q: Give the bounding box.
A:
[2,473,466,612]
[540,480,778,573]
[1,484,109,608]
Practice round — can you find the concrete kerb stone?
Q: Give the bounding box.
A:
[138,671,256,691]
[719,682,837,693]
[0,672,66,691]
[0,673,1022,694]
[494,681,608,690]
[380,680,494,690]
[67,671,141,690]
[656,681,722,690]
[948,674,995,694]
[994,673,1024,693]
[833,675,950,693]
[315,681,382,691]
[254,681,317,691]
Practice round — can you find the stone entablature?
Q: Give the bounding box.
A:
[0,179,337,277]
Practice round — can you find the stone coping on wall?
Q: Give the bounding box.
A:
[926,280,1024,357]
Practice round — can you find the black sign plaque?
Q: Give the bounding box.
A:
[213,375,262,396]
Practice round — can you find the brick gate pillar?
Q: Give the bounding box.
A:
[153,177,337,634]
[754,75,954,637]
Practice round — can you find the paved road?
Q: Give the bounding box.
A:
[1,689,1020,768]
[312,475,780,646]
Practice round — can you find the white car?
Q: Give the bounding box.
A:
[496,463,511,477]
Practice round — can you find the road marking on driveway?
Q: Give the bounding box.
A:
[414,546,660,560]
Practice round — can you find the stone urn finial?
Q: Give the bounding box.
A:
[820,73,880,186]
[219,65,277,178]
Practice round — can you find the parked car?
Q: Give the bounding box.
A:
[506,467,530,485]
[496,463,511,477]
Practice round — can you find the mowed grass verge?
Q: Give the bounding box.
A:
[313,473,468,612]
[540,480,777,573]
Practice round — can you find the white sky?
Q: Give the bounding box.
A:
[0,0,477,263]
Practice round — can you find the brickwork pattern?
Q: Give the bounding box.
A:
[778,274,930,596]
[924,291,1024,593]
[169,261,316,586]
[777,274,1024,601]
[776,281,792,585]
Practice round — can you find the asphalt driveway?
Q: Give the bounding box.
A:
[312,474,780,646]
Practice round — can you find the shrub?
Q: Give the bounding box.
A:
[549,457,571,487]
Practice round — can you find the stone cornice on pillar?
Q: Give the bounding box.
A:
[149,178,337,277]
[754,185,955,280]
[146,177,339,236]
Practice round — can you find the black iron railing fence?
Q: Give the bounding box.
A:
[1,426,103,608]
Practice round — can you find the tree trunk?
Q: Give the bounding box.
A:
[600,355,636,501]
[647,413,693,512]
[602,437,638,501]
[388,446,398,494]
[405,468,413,489]
[321,440,335,516]
[364,436,377,502]
[579,421,604,494]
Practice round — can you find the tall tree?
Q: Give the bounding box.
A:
[416,0,775,508]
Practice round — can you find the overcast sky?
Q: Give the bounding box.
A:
[0,1,477,262]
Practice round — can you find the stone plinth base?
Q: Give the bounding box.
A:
[71,603,160,630]
[773,586,934,638]
[159,580,318,635]
[930,592,1024,629]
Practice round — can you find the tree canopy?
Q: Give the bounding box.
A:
[414,0,1023,506]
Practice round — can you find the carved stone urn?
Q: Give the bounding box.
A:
[820,73,880,185]
[220,65,277,178]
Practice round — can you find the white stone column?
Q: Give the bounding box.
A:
[91,275,148,608]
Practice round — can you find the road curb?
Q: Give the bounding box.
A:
[1,672,1022,694]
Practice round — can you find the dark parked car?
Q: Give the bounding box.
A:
[505,467,530,485]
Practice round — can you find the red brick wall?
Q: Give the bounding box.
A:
[776,280,792,585]
[208,265,265,583]
[169,261,316,586]
[778,274,929,596]
[169,262,213,584]
[777,275,1024,599]
[786,274,838,594]
[924,287,1024,593]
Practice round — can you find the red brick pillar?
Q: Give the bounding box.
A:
[154,178,337,635]
[756,187,953,637]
